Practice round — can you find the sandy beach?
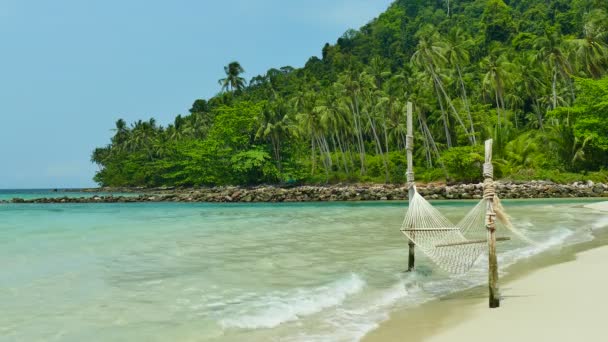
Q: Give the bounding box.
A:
[365,202,608,342]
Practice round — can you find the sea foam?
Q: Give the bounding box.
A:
[289,278,413,342]
[591,216,608,230]
[220,273,365,329]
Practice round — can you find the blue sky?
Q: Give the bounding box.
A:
[0,0,393,188]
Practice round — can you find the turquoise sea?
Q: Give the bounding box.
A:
[1,194,607,341]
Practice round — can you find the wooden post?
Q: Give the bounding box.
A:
[484,139,500,308]
[406,102,416,272]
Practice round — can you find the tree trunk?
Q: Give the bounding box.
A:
[351,100,366,175]
[457,65,477,145]
[552,68,558,110]
[363,108,390,183]
[336,133,349,174]
[310,135,316,175]
[433,72,473,145]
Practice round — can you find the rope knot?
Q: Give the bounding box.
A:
[483,178,495,200]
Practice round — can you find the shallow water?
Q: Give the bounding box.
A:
[0,199,606,341]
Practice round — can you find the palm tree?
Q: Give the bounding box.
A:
[218,61,247,92]
[480,50,517,134]
[293,90,330,177]
[547,119,592,171]
[256,99,290,170]
[517,53,550,129]
[111,119,130,149]
[534,31,573,108]
[445,27,477,144]
[336,71,368,175]
[571,10,608,79]
[316,89,353,175]
[411,28,473,146]
[504,133,541,171]
[358,72,390,182]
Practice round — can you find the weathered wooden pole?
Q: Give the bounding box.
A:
[483,139,500,308]
[406,101,416,272]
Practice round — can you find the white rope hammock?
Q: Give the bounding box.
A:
[401,170,537,274]
[400,104,535,274]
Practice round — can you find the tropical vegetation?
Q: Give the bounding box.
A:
[92,0,608,187]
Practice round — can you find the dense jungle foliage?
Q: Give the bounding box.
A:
[92,0,608,186]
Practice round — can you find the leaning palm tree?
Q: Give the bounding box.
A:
[336,71,368,175]
[480,51,517,133]
[570,16,608,79]
[411,27,473,146]
[444,27,477,144]
[256,99,290,170]
[218,61,247,92]
[534,31,574,108]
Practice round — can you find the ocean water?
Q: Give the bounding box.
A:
[0,189,139,201]
[1,199,606,341]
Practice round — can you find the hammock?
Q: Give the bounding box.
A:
[401,105,535,274]
[400,180,534,274]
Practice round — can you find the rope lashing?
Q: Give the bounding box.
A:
[407,172,415,184]
[406,135,414,151]
[406,134,414,185]
[483,162,493,179]
[483,179,495,200]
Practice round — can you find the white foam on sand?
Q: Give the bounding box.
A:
[584,201,608,212]
[219,273,365,329]
[292,278,414,342]
[592,216,608,230]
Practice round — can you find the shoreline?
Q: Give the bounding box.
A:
[364,202,608,342]
[2,180,608,203]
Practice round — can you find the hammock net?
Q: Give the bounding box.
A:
[400,181,536,274]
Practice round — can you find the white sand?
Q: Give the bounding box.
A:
[425,246,608,342]
[364,246,608,342]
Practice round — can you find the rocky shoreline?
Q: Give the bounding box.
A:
[2,181,608,204]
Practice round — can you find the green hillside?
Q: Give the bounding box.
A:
[92,0,608,186]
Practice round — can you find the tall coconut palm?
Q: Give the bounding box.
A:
[293,90,329,176]
[445,27,477,144]
[336,71,368,175]
[569,10,608,78]
[358,72,390,182]
[256,99,290,170]
[534,31,573,108]
[316,89,353,175]
[518,52,551,129]
[412,28,473,146]
[218,61,247,92]
[481,51,517,134]
[111,119,130,150]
